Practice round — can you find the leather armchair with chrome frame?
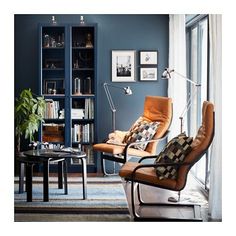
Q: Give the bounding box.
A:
[119,101,215,221]
[93,96,173,175]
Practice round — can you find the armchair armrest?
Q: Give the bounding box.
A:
[124,130,170,161]
[138,155,159,163]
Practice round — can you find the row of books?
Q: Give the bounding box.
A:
[71,123,94,143]
[44,99,60,119]
[71,145,94,165]
[44,98,94,120]
[84,98,94,119]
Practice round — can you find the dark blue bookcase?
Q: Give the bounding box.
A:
[39,24,97,172]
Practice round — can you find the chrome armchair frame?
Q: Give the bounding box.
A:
[129,157,203,221]
[101,131,170,176]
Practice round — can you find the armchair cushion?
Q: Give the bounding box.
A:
[124,121,160,150]
[155,133,193,180]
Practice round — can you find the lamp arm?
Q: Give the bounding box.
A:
[103,83,117,131]
[106,84,125,91]
[162,68,201,133]
[103,83,116,112]
[103,82,132,131]
[173,70,200,86]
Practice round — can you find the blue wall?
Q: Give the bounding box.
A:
[15,14,169,153]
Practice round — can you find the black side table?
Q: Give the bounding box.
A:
[17,154,67,202]
[19,149,87,202]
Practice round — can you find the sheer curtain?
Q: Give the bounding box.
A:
[168,15,187,138]
[208,14,222,220]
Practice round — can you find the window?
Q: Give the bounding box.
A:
[186,15,209,189]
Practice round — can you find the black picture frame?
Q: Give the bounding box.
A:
[111,50,136,82]
[140,50,158,65]
[44,79,64,95]
[140,68,158,81]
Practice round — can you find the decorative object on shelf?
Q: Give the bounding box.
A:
[74,59,79,69]
[74,77,81,95]
[44,58,63,69]
[43,33,64,48]
[43,34,50,48]
[112,50,136,82]
[80,15,85,25]
[161,68,201,133]
[44,79,64,95]
[56,34,64,48]
[15,88,46,152]
[84,77,92,94]
[140,67,158,81]
[103,82,132,131]
[51,16,57,25]
[140,50,158,65]
[45,80,56,94]
[85,33,93,48]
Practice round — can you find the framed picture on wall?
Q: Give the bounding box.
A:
[140,50,158,65]
[140,68,158,81]
[112,50,136,82]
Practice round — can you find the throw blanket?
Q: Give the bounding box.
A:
[106,130,127,146]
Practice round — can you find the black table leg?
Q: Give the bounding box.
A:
[26,163,33,202]
[58,161,63,189]
[19,162,25,193]
[43,160,49,202]
[63,160,68,195]
[81,157,87,199]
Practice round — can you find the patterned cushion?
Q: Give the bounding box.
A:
[124,121,160,150]
[155,133,193,180]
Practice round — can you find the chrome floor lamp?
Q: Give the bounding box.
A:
[162,68,201,202]
[103,82,132,131]
[162,68,201,133]
[102,82,133,175]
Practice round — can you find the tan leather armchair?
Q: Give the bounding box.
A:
[93,96,172,175]
[119,101,215,221]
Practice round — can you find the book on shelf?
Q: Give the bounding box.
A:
[82,145,94,164]
[84,98,94,119]
[71,123,94,143]
[71,145,94,165]
[44,99,61,119]
[71,108,85,119]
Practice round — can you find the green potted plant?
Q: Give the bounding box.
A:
[15,88,46,152]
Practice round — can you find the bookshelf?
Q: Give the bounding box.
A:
[39,24,97,172]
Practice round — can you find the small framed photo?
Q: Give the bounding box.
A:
[140,50,158,65]
[140,68,158,81]
[44,79,64,95]
[45,80,56,94]
[112,50,136,82]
